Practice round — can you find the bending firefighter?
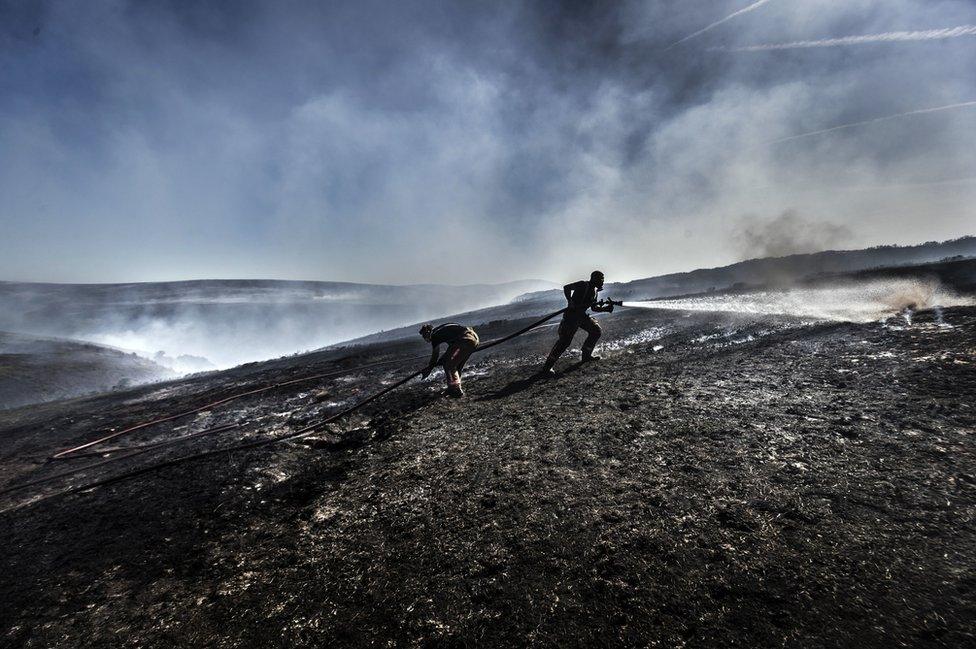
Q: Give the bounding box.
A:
[420,322,480,397]
[541,270,615,376]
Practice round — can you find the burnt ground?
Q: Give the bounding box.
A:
[1,304,975,647]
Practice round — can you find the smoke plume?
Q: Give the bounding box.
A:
[734,211,852,259]
[2,2,975,284]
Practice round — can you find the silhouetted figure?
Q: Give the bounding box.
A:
[540,270,614,376]
[420,322,480,398]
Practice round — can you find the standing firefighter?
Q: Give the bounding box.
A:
[420,322,480,398]
[541,270,615,376]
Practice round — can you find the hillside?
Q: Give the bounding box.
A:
[517,236,976,304]
[1,276,974,646]
[0,332,174,410]
[340,256,976,348]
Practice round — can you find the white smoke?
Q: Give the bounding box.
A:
[667,0,777,49]
[722,24,976,52]
[623,278,974,323]
[772,101,976,144]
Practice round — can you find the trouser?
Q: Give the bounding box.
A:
[443,331,479,388]
[545,311,601,367]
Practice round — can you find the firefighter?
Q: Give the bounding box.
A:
[540,270,614,376]
[420,322,480,397]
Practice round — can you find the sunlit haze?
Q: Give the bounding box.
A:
[2,0,974,284]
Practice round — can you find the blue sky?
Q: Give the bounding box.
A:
[1,0,974,284]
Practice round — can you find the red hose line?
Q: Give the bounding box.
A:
[52,354,427,459]
[2,369,424,512]
[0,424,242,496]
[52,308,564,460]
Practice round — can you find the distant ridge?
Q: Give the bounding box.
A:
[519,236,976,302]
[342,237,976,347]
[0,331,173,409]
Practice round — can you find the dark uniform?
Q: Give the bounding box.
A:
[542,276,613,373]
[423,322,480,396]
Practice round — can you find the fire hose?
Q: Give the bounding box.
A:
[0,423,243,495]
[0,306,576,509]
[51,355,430,459]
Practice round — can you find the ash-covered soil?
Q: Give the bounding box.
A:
[1,305,975,647]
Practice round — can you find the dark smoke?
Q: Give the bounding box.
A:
[735,211,853,260]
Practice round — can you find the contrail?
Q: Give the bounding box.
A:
[667,0,776,49]
[723,24,976,51]
[771,101,976,143]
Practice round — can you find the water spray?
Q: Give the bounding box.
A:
[616,279,973,323]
